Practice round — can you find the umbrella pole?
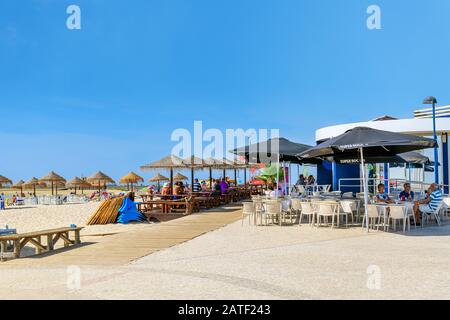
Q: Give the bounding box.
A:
[276,153,280,199]
[360,147,369,232]
[52,182,54,196]
[244,167,247,185]
[170,168,174,193]
[234,169,237,186]
[33,185,36,197]
[209,168,212,189]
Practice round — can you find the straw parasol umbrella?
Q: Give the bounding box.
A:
[12,180,25,194]
[119,172,144,191]
[39,171,66,196]
[0,175,12,188]
[24,177,40,196]
[173,172,188,182]
[148,173,169,191]
[140,155,186,192]
[87,171,115,195]
[67,177,91,194]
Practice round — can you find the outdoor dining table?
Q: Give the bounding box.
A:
[373,201,415,231]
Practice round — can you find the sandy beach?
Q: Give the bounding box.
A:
[0,203,151,236]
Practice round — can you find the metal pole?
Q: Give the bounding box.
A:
[360,148,369,232]
[433,102,439,183]
[276,154,280,199]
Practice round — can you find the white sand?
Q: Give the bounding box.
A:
[0,202,151,236]
[1,214,450,299]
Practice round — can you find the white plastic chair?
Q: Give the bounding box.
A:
[422,201,443,227]
[387,206,409,232]
[242,202,255,226]
[361,204,382,231]
[264,201,282,226]
[299,201,316,225]
[340,200,356,225]
[316,202,339,228]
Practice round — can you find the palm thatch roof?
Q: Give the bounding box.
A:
[0,175,13,185]
[148,173,169,182]
[182,156,206,167]
[24,177,39,186]
[39,171,66,183]
[173,173,188,181]
[12,180,25,188]
[119,172,144,184]
[67,177,92,187]
[87,171,115,184]
[140,155,186,170]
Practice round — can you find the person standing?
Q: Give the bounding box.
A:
[192,179,201,192]
[0,193,5,210]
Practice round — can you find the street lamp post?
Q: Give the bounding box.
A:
[423,96,439,184]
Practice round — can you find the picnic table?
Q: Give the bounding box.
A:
[0,227,83,260]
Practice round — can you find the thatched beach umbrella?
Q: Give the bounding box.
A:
[0,175,12,188]
[12,180,25,194]
[173,172,188,182]
[87,171,115,194]
[119,172,144,191]
[67,177,91,194]
[140,155,185,191]
[24,177,40,196]
[148,173,169,190]
[39,171,66,195]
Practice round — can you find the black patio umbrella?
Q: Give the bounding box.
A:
[332,151,430,165]
[231,137,321,165]
[297,127,436,230]
[231,137,322,197]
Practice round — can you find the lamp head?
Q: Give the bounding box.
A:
[423,96,437,105]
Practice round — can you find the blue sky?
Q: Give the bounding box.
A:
[1,0,450,181]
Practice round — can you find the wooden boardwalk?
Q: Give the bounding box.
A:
[2,204,242,267]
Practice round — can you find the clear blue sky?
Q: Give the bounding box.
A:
[1,0,450,181]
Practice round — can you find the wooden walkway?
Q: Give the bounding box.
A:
[2,204,242,267]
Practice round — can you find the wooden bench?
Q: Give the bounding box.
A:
[0,227,83,261]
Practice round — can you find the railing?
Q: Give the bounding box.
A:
[338,178,449,196]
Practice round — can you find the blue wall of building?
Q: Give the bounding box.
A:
[317,161,332,187]
[334,163,360,193]
[317,161,360,193]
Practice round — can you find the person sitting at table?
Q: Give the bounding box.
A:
[220,178,229,195]
[413,183,442,226]
[173,181,185,200]
[267,185,276,198]
[399,183,414,201]
[375,183,394,204]
[192,178,201,192]
[161,182,171,200]
[296,174,306,186]
[307,175,315,185]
